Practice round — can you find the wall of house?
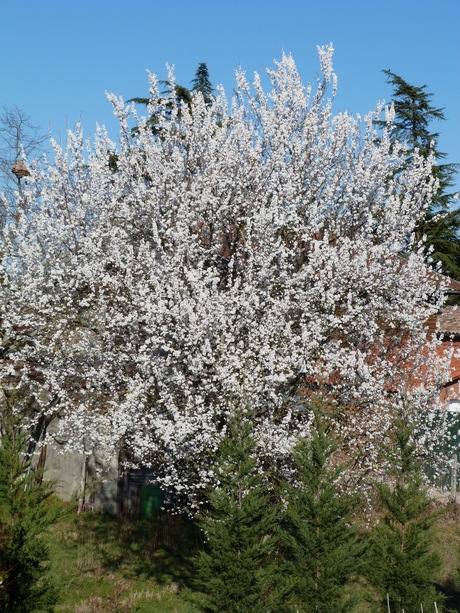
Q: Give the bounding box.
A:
[43,419,119,515]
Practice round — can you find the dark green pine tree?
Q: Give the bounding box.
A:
[366,413,445,612]
[279,408,362,612]
[0,407,65,612]
[129,63,213,138]
[195,416,282,613]
[381,70,460,279]
[191,63,214,103]
[158,80,193,109]
[128,80,192,137]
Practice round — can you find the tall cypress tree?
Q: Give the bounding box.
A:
[279,407,362,612]
[194,416,282,612]
[366,413,444,612]
[382,70,460,279]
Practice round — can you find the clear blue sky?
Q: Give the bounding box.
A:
[1,0,459,191]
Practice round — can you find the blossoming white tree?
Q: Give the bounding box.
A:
[0,45,449,509]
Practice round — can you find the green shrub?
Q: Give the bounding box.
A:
[0,408,66,612]
[366,413,445,612]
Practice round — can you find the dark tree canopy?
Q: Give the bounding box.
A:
[382,70,460,279]
[128,63,213,137]
[191,62,214,103]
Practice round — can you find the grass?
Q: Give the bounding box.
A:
[45,508,205,612]
[42,501,460,612]
[433,502,460,611]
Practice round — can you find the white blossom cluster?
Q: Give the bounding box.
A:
[0,46,448,509]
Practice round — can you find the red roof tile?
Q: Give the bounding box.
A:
[437,306,460,336]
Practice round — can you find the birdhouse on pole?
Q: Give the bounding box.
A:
[12,160,30,179]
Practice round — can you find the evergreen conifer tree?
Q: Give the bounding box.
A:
[191,63,214,103]
[279,407,361,612]
[382,70,460,279]
[0,407,64,612]
[366,412,445,612]
[195,415,282,612]
[129,62,213,136]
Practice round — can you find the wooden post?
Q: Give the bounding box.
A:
[451,454,458,502]
[77,455,88,514]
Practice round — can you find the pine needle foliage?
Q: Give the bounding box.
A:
[381,70,460,279]
[194,416,282,612]
[279,407,362,612]
[191,63,214,103]
[367,413,445,612]
[129,62,213,136]
[0,408,65,612]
